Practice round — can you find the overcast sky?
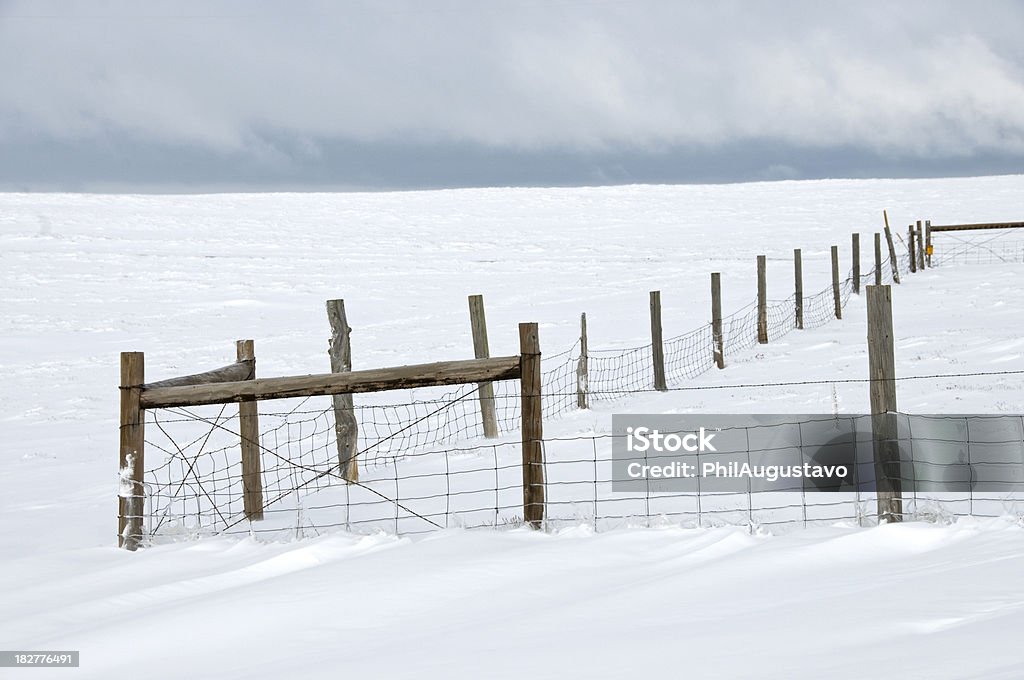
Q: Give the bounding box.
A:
[2,0,1023,191]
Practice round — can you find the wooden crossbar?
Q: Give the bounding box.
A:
[929,221,1024,233]
[140,356,522,408]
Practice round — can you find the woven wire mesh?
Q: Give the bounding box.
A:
[589,344,655,396]
[141,408,1024,540]
[539,413,1024,532]
[930,228,1024,266]
[721,299,761,355]
[143,386,524,541]
[664,324,716,381]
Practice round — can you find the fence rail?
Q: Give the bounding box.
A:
[140,356,523,408]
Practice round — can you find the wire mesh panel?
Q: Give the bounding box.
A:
[146,400,332,538]
[538,424,863,532]
[143,385,528,542]
[589,344,655,396]
[538,344,582,418]
[721,299,761,355]
[897,413,1024,521]
[540,413,1024,532]
[664,325,715,381]
[931,228,1024,266]
[765,293,799,337]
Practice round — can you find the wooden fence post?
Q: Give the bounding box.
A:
[883,210,901,283]
[831,245,842,319]
[916,221,925,270]
[908,225,917,273]
[468,295,499,438]
[794,249,803,330]
[119,351,145,550]
[874,233,882,286]
[326,299,359,483]
[852,233,861,294]
[649,291,667,390]
[757,255,768,343]
[236,340,263,521]
[925,220,932,267]
[867,285,902,523]
[711,273,724,368]
[576,312,589,409]
[519,322,545,529]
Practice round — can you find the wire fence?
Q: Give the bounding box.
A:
[535,246,903,416]
[142,384,1024,541]
[537,412,1024,532]
[138,230,1022,543]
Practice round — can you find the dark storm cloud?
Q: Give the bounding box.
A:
[1,0,1023,190]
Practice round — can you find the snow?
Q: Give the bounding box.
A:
[2,175,1024,678]
[4,521,1024,679]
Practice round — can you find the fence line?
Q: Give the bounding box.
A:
[522,245,906,421]
[135,221,1021,544]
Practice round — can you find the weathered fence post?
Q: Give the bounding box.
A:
[576,312,589,409]
[794,249,803,330]
[326,299,359,483]
[867,285,902,523]
[831,246,842,319]
[925,220,932,267]
[852,233,861,294]
[757,255,768,344]
[119,351,145,550]
[874,232,882,286]
[916,221,925,270]
[711,273,724,368]
[908,225,917,273]
[650,291,667,390]
[468,294,499,438]
[236,340,263,521]
[519,322,545,529]
[883,210,901,283]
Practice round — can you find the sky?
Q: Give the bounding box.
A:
[1,0,1023,191]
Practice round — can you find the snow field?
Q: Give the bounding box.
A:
[2,175,1024,678]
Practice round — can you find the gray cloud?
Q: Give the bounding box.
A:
[2,0,1023,189]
